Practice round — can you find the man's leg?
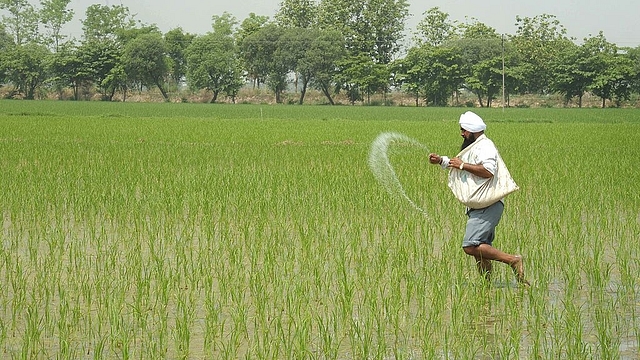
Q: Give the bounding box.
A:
[474,255,492,281]
[465,244,528,285]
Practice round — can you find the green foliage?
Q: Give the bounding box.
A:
[298,28,345,105]
[122,32,170,101]
[626,46,640,94]
[49,42,86,100]
[336,53,389,105]
[211,11,237,36]
[164,27,195,87]
[81,4,137,41]
[275,0,317,28]
[549,40,589,106]
[583,32,635,107]
[510,14,571,94]
[394,45,463,106]
[0,0,38,45]
[414,7,457,47]
[76,38,121,100]
[0,2,638,107]
[236,13,270,88]
[240,24,293,103]
[318,0,409,64]
[318,0,411,104]
[185,26,243,103]
[39,0,73,51]
[1,42,50,99]
[449,33,503,107]
[236,12,270,43]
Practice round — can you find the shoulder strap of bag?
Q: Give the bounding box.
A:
[455,134,488,158]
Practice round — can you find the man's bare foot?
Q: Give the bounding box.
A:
[511,255,530,286]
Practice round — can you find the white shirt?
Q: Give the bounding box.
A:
[440,134,503,208]
[439,134,498,175]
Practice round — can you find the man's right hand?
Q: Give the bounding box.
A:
[428,153,441,164]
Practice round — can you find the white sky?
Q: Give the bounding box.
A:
[52,0,640,47]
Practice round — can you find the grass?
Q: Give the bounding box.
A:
[0,100,639,359]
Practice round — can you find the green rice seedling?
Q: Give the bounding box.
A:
[174,290,195,359]
[0,101,639,358]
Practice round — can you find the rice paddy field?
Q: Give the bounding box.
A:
[0,100,639,359]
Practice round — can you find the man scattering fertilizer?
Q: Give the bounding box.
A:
[428,111,529,286]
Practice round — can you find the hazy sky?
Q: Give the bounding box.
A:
[57,0,639,47]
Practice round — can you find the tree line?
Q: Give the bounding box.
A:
[1,0,639,107]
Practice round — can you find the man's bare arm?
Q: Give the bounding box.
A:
[448,157,493,178]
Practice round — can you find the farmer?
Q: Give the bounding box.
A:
[428,111,529,286]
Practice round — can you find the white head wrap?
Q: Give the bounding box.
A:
[459,111,486,132]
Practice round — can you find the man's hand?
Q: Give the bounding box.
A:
[448,157,463,169]
[428,153,441,164]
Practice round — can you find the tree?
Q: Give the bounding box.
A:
[365,0,409,64]
[101,63,128,101]
[275,0,317,28]
[549,40,591,107]
[39,0,73,51]
[81,4,137,41]
[336,53,389,105]
[237,13,270,88]
[0,24,13,85]
[0,0,38,45]
[394,45,462,106]
[185,14,243,103]
[165,28,195,88]
[317,0,408,102]
[414,7,457,47]
[241,24,294,103]
[274,26,344,105]
[275,0,318,94]
[510,14,572,94]
[391,50,422,106]
[295,28,345,104]
[122,32,170,101]
[465,55,503,107]
[76,38,121,100]
[2,42,50,99]
[318,0,408,64]
[451,19,503,107]
[583,32,635,108]
[49,43,87,99]
[626,45,640,95]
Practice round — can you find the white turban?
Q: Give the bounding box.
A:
[459,111,486,132]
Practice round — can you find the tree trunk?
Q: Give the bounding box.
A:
[578,94,583,108]
[275,89,282,104]
[156,81,170,102]
[210,90,219,103]
[320,85,335,105]
[298,80,308,105]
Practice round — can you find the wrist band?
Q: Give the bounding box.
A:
[459,163,464,170]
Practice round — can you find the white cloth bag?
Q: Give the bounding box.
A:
[447,136,519,209]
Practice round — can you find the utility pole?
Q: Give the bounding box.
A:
[502,34,505,111]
